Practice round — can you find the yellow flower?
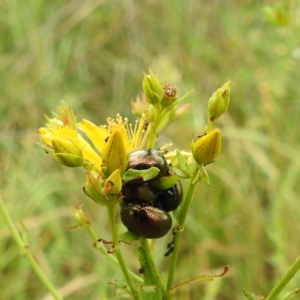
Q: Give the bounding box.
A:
[77,113,150,162]
[38,104,151,205]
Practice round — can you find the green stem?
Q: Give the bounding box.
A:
[0,198,63,300]
[84,224,143,283]
[147,122,158,149]
[166,176,199,294]
[138,237,170,300]
[107,205,141,300]
[264,254,300,300]
[205,120,213,133]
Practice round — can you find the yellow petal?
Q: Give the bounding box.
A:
[39,127,52,146]
[101,129,128,176]
[77,134,102,168]
[77,119,108,153]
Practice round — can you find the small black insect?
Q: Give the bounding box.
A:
[120,203,172,239]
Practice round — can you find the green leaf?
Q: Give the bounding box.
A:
[171,167,190,179]
[149,175,179,191]
[122,167,160,184]
[119,231,140,244]
[176,149,192,177]
[281,288,300,300]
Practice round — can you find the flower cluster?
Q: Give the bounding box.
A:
[39,102,152,205]
[38,69,230,228]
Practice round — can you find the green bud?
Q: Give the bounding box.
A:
[208,81,231,122]
[83,170,106,205]
[52,138,84,167]
[131,95,149,118]
[102,169,122,195]
[72,205,90,227]
[191,129,222,165]
[57,102,77,128]
[142,69,163,107]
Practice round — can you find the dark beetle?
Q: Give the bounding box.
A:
[127,149,168,183]
[122,180,182,212]
[154,181,183,212]
[121,183,156,205]
[120,203,172,239]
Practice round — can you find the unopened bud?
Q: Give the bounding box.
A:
[142,69,163,107]
[57,102,77,128]
[208,81,231,122]
[102,169,122,195]
[72,205,90,227]
[131,95,149,118]
[51,135,84,167]
[83,170,106,205]
[101,129,128,176]
[191,129,222,165]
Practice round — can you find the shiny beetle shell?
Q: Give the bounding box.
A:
[154,180,183,212]
[127,149,168,182]
[122,183,156,205]
[120,203,172,239]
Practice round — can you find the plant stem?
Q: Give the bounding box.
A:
[166,176,199,294]
[264,254,300,300]
[138,237,170,300]
[84,224,143,283]
[107,204,141,300]
[0,198,63,300]
[147,122,158,149]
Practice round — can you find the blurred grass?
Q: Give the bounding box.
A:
[1,0,300,299]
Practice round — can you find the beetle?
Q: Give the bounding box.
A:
[127,149,168,183]
[122,183,156,205]
[154,180,183,212]
[120,203,172,239]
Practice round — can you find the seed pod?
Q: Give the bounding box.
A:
[127,149,168,183]
[154,180,183,212]
[120,203,172,239]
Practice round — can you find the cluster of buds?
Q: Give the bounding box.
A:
[190,80,231,168]
[139,69,192,138]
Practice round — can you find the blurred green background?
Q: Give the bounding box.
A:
[1,0,300,299]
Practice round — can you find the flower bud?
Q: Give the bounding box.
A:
[72,205,90,227]
[83,170,106,205]
[191,129,222,165]
[142,69,163,107]
[208,81,231,122]
[51,137,84,167]
[57,102,77,128]
[101,129,128,176]
[131,95,149,118]
[102,169,122,195]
